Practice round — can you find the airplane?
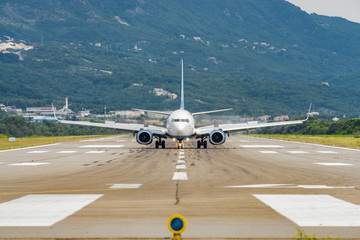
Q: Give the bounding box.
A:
[55,60,310,149]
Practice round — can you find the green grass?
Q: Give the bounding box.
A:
[0,135,121,151]
[252,134,360,149]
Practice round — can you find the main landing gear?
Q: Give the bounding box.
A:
[155,138,165,149]
[197,138,207,149]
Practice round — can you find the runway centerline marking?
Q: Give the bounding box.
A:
[178,155,185,159]
[240,145,284,148]
[172,172,188,181]
[316,163,353,166]
[254,194,360,227]
[176,164,187,170]
[0,194,103,227]
[80,145,124,148]
[177,160,186,164]
[9,163,49,166]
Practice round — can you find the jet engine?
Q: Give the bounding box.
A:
[136,130,153,145]
[209,130,226,145]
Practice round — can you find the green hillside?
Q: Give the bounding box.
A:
[1,0,360,117]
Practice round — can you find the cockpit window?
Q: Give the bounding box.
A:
[172,119,189,123]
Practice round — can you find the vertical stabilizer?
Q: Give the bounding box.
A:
[180,59,185,109]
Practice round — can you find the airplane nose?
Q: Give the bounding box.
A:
[173,123,190,136]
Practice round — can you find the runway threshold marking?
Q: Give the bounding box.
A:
[0,194,103,226]
[254,194,360,227]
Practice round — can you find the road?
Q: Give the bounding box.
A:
[0,135,360,239]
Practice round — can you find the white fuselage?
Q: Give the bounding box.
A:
[166,109,195,139]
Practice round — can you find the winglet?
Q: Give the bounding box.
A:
[52,103,58,121]
[304,103,312,121]
[180,59,185,110]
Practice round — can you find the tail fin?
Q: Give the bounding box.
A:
[180,59,185,110]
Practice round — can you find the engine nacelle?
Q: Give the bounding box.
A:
[136,130,153,145]
[209,130,226,145]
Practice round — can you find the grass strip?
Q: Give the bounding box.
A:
[0,135,121,151]
[251,134,360,149]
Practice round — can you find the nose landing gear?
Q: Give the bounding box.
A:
[178,140,184,149]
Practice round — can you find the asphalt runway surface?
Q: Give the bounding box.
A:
[0,135,360,239]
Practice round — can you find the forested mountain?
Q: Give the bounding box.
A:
[1,0,360,117]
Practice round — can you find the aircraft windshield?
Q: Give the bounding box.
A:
[172,119,189,123]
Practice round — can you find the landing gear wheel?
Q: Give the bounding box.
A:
[197,141,201,149]
[204,141,208,149]
[161,140,165,149]
[155,141,159,149]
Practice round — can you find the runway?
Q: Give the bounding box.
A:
[0,135,360,239]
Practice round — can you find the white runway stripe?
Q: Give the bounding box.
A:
[225,184,292,188]
[287,151,308,154]
[259,151,278,154]
[176,164,187,170]
[9,163,49,166]
[316,163,352,166]
[80,145,124,148]
[240,145,284,148]
[85,151,105,154]
[178,155,185,159]
[226,184,354,189]
[254,194,360,227]
[177,160,186,164]
[109,184,142,189]
[317,151,338,154]
[172,172,188,181]
[0,194,103,226]
[27,151,49,154]
[56,151,77,154]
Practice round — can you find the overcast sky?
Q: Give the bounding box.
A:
[285,0,360,24]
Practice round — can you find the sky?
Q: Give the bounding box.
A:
[285,0,360,24]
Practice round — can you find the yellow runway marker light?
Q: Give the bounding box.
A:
[167,214,187,240]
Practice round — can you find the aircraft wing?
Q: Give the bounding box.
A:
[59,120,167,136]
[195,119,305,135]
